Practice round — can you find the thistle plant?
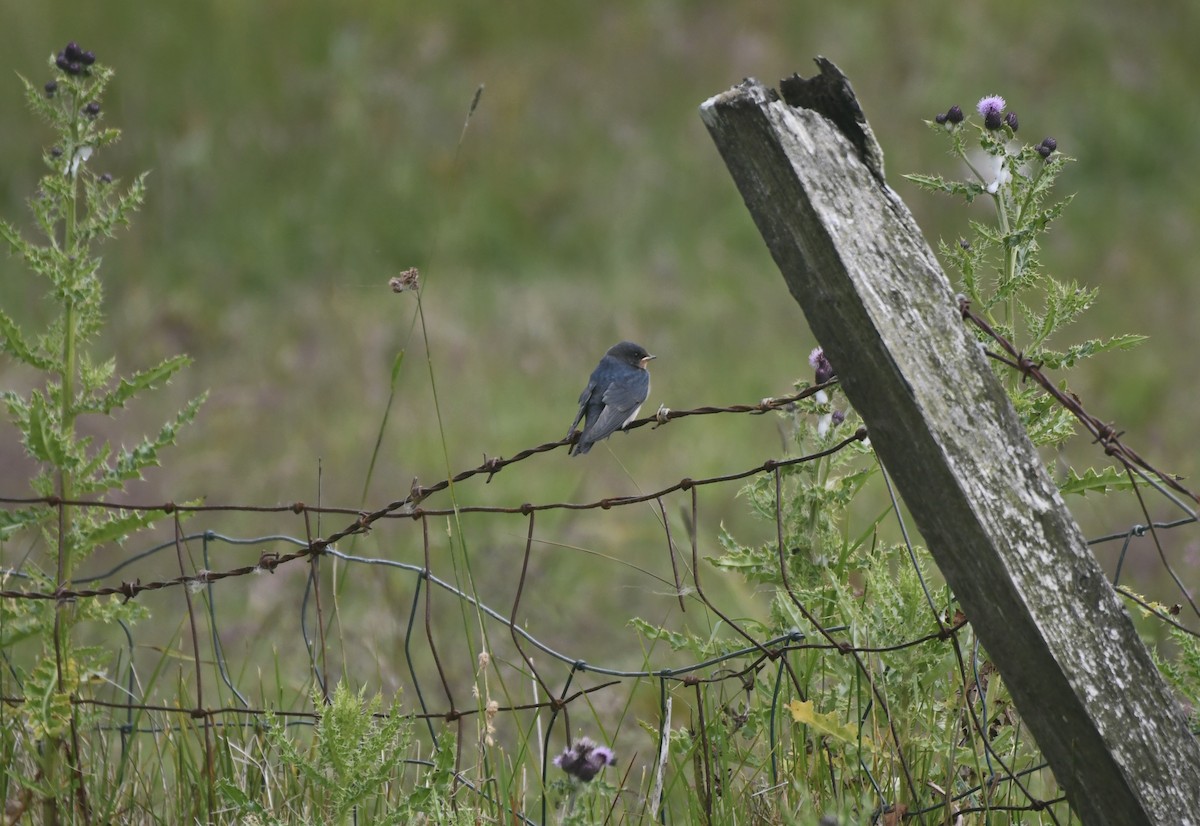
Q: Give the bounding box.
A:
[0,43,204,819]
[226,684,433,825]
[630,95,1144,823]
[906,96,1145,486]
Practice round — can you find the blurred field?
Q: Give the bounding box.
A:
[2,1,1198,686]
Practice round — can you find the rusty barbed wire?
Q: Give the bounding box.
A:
[0,386,833,603]
[959,295,1200,508]
[2,353,1196,824]
[960,295,1200,622]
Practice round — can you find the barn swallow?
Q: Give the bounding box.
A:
[567,341,655,456]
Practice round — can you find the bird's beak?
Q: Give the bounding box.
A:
[641,355,656,367]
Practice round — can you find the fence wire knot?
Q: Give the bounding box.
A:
[1093,421,1124,446]
[118,579,139,603]
[1014,353,1043,383]
[483,455,503,482]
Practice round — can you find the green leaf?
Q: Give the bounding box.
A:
[0,216,28,255]
[106,392,206,485]
[78,354,192,415]
[902,172,986,203]
[0,505,49,542]
[73,442,113,495]
[79,508,166,552]
[0,307,53,370]
[79,354,117,395]
[24,655,74,740]
[25,391,66,465]
[786,699,863,746]
[629,617,692,651]
[1058,466,1135,497]
[389,350,405,387]
[1035,334,1147,370]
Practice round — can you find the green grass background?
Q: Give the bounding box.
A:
[1,1,1197,696]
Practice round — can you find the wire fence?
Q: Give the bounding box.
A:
[2,308,1197,824]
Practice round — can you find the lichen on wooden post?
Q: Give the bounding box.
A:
[700,60,1200,824]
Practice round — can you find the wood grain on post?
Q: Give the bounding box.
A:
[700,61,1200,824]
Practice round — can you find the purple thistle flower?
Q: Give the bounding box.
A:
[977,95,1006,119]
[808,347,836,385]
[553,737,616,782]
[977,95,1006,130]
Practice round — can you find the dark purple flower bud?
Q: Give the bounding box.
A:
[831,409,846,426]
[1005,111,1018,131]
[44,80,57,97]
[808,347,836,385]
[64,42,84,62]
[51,146,63,157]
[959,238,971,250]
[56,53,71,72]
[553,738,616,783]
[1036,144,1051,158]
[100,172,113,184]
[934,112,948,125]
[1041,136,1057,152]
[977,95,1006,130]
[84,101,101,118]
[81,50,96,66]
[946,104,964,124]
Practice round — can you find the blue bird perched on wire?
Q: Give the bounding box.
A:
[567,341,656,456]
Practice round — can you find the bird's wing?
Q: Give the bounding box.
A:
[601,369,649,412]
[581,371,650,442]
[568,379,598,435]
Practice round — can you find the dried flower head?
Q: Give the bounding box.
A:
[389,267,421,294]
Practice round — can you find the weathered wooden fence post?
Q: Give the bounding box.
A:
[700,60,1200,823]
